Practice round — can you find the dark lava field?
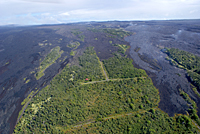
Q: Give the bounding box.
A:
[0,20,200,133]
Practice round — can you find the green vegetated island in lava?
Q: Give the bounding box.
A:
[14,28,200,133]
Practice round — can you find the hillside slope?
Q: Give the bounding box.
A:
[14,47,200,133]
[0,20,200,133]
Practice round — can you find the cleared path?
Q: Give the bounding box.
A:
[100,61,109,80]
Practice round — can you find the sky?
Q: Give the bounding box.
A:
[0,0,200,25]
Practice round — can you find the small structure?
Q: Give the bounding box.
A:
[85,78,89,81]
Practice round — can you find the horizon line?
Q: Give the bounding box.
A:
[1,18,200,27]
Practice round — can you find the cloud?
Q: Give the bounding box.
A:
[20,0,64,4]
[60,12,70,16]
[0,0,200,25]
[190,10,198,14]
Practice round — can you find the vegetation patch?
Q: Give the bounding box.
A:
[165,48,200,70]
[88,28,132,40]
[179,90,200,126]
[87,28,101,33]
[113,44,129,54]
[187,71,200,90]
[68,109,198,134]
[138,53,163,71]
[38,42,52,46]
[71,30,82,36]
[78,47,105,81]
[18,89,39,120]
[25,79,30,84]
[103,53,147,79]
[71,30,85,42]
[70,50,76,56]
[190,84,200,97]
[103,28,132,39]
[35,46,63,80]
[165,48,200,90]
[67,41,80,49]
[79,35,85,42]
[134,47,141,52]
[14,47,200,133]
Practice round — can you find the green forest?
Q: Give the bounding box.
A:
[88,28,132,40]
[14,47,200,133]
[103,28,132,39]
[165,48,200,91]
[103,53,147,79]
